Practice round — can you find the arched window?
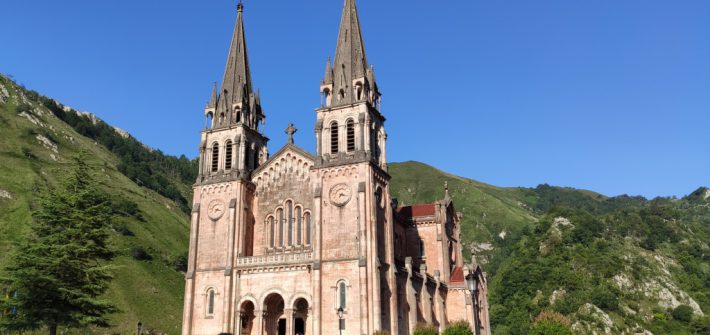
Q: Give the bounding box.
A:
[211,143,219,172]
[338,281,347,309]
[339,89,346,100]
[253,147,260,169]
[235,108,241,123]
[330,122,339,154]
[207,289,216,316]
[346,119,355,152]
[286,201,293,246]
[355,82,363,100]
[206,112,214,129]
[268,216,275,248]
[225,140,233,170]
[305,212,311,245]
[277,208,284,247]
[296,207,302,245]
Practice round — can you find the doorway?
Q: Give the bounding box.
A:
[278,319,286,335]
[295,318,305,334]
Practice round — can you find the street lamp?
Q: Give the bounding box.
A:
[337,307,344,335]
[465,272,480,335]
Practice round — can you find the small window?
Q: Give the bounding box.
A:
[296,207,303,245]
[268,217,275,248]
[346,119,355,152]
[253,147,260,169]
[225,140,233,170]
[419,240,425,258]
[211,143,219,172]
[355,82,363,100]
[338,282,347,309]
[305,212,312,245]
[235,109,241,123]
[219,113,225,125]
[277,209,284,247]
[207,289,216,315]
[287,201,293,246]
[330,122,339,154]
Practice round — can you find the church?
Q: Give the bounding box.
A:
[181,1,490,334]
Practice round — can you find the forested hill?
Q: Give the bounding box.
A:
[389,163,710,334]
[1,75,708,334]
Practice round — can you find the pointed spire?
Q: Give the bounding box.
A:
[323,57,333,85]
[220,1,255,110]
[207,82,217,108]
[331,0,369,106]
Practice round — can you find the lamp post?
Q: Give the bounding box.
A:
[136,321,143,335]
[337,307,344,335]
[465,272,480,335]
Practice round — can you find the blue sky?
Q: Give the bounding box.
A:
[2,0,709,198]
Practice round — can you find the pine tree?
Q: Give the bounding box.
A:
[0,154,117,335]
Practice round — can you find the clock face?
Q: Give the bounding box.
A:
[207,200,226,220]
[329,183,352,207]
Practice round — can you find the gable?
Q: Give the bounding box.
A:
[252,144,315,191]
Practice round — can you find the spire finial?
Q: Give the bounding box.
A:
[285,123,297,144]
[237,0,244,12]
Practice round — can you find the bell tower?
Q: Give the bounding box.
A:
[312,0,398,333]
[183,3,266,335]
[199,2,268,183]
[316,0,384,170]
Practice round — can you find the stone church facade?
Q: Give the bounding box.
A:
[182,1,490,335]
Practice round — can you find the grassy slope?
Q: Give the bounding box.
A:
[0,77,189,334]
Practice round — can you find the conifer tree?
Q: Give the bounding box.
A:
[0,154,117,335]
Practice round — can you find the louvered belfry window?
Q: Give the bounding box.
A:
[211,144,219,172]
[330,122,339,154]
[346,119,355,152]
[225,140,233,170]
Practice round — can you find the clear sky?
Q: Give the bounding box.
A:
[2,0,708,198]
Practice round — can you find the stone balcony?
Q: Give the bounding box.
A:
[235,252,314,271]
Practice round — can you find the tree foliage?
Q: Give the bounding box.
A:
[0,155,117,335]
[529,311,573,335]
[442,321,473,335]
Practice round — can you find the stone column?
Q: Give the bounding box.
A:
[312,185,323,335]
[182,206,202,335]
[405,257,417,335]
[255,311,265,335]
[285,309,294,335]
[238,138,246,171]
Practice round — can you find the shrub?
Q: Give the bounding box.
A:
[443,320,472,335]
[131,246,153,261]
[530,311,573,335]
[414,323,438,335]
[671,305,694,323]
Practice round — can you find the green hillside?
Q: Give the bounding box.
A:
[0,76,190,334]
[1,75,708,334]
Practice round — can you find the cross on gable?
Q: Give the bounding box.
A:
[285,123,297,144]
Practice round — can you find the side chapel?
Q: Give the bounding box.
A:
[182,1,490,334]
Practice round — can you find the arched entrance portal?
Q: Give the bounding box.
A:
[263,293,285,335]
[293,298,310,335]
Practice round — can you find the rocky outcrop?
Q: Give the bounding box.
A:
[0,189,12,200]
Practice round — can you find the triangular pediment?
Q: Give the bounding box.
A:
[252,144,315,189]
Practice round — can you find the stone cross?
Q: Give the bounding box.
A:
[285,123,297,144]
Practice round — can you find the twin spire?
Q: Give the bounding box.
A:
[208,1,262,130]
[208,0,379,126]
[322,0,380,108]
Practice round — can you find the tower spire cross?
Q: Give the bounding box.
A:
[285,123,297,144]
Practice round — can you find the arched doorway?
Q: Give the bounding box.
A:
[293,298,310,335]
[238,301,255,335]
[263,293,285,335]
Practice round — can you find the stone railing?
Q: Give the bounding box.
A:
[236,252,313,268]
